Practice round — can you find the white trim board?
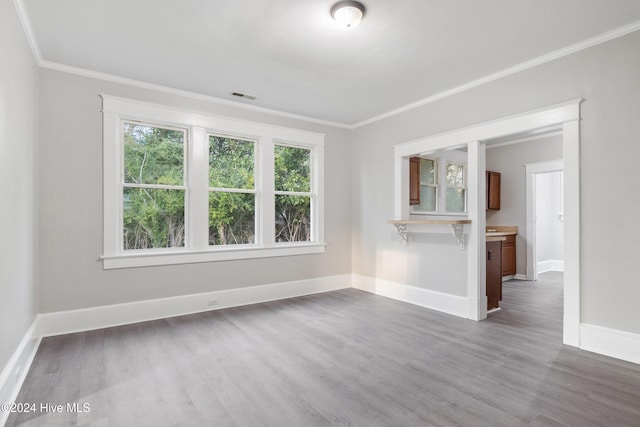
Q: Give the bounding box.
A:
[0,320,41,427]
[352,274,468,319]
[37,275,351,337]
[537,260,565,273]
[580,323,640,365]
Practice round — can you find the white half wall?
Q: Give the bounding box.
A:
[352,274,469,318]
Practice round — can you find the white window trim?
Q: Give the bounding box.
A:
[101,95,325,269]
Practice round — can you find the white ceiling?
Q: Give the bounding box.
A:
[22,0,640,126]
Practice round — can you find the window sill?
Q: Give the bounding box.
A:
[410,211,468,217]
[101,243,327,269]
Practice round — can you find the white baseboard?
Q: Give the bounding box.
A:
[580,323,640,365]
[502,274,527,282]
[37,274,352,337]
[0,320,41,427]
[537,259,564,273]
[352,274,468,318]
[563,315,581,347]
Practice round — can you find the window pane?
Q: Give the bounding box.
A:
[275,195,311,242]
[123,188,185,250]
[446,188,466,212]
[446,163,464,187]
[124,124,184,185]
[209,192,255,245]
[209,136,255,189]
[274,145,310,192]
[420,158,436,185]
[415,185,436,211]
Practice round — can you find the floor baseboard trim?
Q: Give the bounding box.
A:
[352,274,468,318]
[37,274,352,337]
[580,323,640,365]
[537,259,565,273]
[563,315,580,347]
[0,319,41,427]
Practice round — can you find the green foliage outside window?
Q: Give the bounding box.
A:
[446,162,466,212]
[123,124,185,250]
[122,126,314,250]
[275,145,311,242]
[209,136,256,245]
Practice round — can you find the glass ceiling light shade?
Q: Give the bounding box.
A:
[331,1,366,28]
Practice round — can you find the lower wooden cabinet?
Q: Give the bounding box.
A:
[501,235,516,276]
[487,241,502,310]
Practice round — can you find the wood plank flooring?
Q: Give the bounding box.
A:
[7,273,640,426]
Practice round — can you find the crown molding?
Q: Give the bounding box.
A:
[12,0,640,130]
[39,60,352,129]
[352,19,640,129]
[12,0,42,62]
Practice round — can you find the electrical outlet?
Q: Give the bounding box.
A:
[208,299,218,307]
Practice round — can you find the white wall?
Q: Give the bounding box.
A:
[352,30,640,334]
[351,137,468,296]
[37,69,352,313]
[0,0,39,374]
[536,171,564,268]
[486,135,563,276]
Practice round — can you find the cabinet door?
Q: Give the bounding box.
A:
[501,235,516,276]
[487,171,501,210]
[487,241,502,310]
[409,157,420,205]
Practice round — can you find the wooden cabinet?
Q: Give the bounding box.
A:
[501,234,516,276]
[486,171,501,210]
[409,157,420,205]
[486,241,502,310]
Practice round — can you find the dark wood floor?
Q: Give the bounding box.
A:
[8,273,640,426]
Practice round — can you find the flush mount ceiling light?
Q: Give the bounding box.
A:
[331,1,366,28]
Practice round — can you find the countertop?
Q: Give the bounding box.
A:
[486,226,517,242]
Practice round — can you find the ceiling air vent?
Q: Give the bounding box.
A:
[231,92,257,101]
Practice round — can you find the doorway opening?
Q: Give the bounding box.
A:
[525,160,564,281]
[392,99,582,346]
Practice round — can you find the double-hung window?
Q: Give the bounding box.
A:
[122,123,187,250]
[102,95,325,269]
[208,135,257,246]
[274,145,312,243]
[413,157,438,212]
[411,150,467,215]
[445,161,466,213]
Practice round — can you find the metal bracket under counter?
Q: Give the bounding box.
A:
[388,219,472,249]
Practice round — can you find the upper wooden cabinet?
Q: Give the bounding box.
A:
[486,171,501,210]
[409,157,420,205]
